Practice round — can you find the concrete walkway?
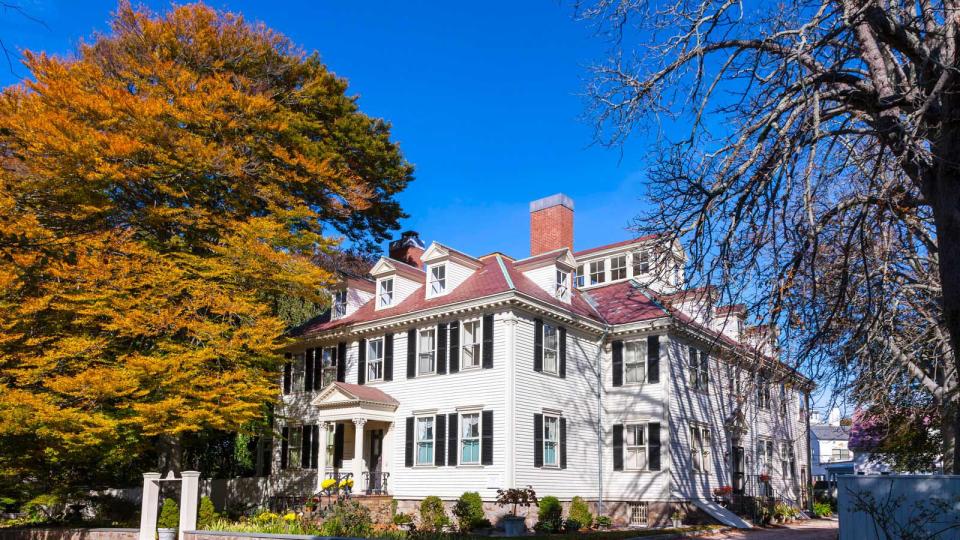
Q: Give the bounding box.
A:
[700,518,839,540]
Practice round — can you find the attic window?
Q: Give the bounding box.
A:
[611,255,627,280]
[633,251,650,275]
[574,265,585,288]
[333,290,347,318]
[429,264,446,296]
[589,260,605,285]
[378,278,394,308]
[555,269,569,298]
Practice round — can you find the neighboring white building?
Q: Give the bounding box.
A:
[810,422,852,481]
[271,194,813,527]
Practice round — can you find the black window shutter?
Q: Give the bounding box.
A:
[300,425,311,469]
[304,349,314,392]
[280,426,289,469]
[559,417,567,469]
[283,353,292,394]
[448,321,460,373]
[447,413,458,466]
[404,417,414,467]
[333,423,344,468]
[407,329,417,379]
[649,422,661,471]
[533,413,544,468]
[311,425,320,469]
[481,410,493,465]
[357,338,367,385]
[313,349,323,390]
[534,318,544,372]
[612,424,624,471]
[336,342,346,382]
[435,414,446,466]
[384,333,394,381]
[437,324,448,375]
[482,314,494,369]
[647,335,660,383]
[612,340,624,387]
[558,327,567,378]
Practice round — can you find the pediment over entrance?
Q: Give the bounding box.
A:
[725,408,748,436]
[311,382,398,423]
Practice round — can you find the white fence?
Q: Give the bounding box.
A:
[838,474,960,539]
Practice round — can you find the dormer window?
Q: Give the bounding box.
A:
[610,255,627,280]
[429,264,446,296]
[555,269,569,299]
[333,290,348,318]
[589,260,606,285]
[633,251,650,275]
[574,265,584,288]
[378,278,394,308]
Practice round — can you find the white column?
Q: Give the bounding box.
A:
[138,473,161,540]
[178,471,200,539]
[352,418,367,493]
[316,422,330,492]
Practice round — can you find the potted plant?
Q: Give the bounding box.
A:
[670,509,684,528]
[495,486,537,537]
[157,498,179,540]
[595,515,612,529]
[392,512,414,531]
[712,485,733,503]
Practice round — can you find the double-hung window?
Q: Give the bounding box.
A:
[333,290,347,318]
[460,412,481,464]
[378,278,394,307]
[757,378,771,409]
[690,425,711,472]
[429,264,446,296]
[610,255,627,280]
[779,385,789,415]
[542,323,558,374]
[781,442,791,478]
[415,417,434,465]
[288,425,302,469]
[625,424,647,470]
[555,269,569,298]
[624,341,646,384]
[633,251,650,275]
[418,328,436,375]
[757,438,775,473]
[461,319,481,369]
[574,265,585,288]
[291,352,305,392]
[831,447,851,461]
[543,415,560,467]
[367,338,384,382]
[689,347,708,391]
[321,347,337,388]
[325,424,335,467]
[589,260,606,285]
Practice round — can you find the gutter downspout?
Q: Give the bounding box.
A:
[594,327,609,515]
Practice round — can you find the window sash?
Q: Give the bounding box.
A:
[416,417,434,465]
[325,424,335,466]
[543,416,559,466]
[288,426,302,469]
[633,251,650,275]
[461,413,481,464]
[589,260,605,285]
[430,265,446,295]
[334,291,348,318]
[610,255,627,280]
[291,353,305,391]
[418,329,436,375]
[367,338,384,381]
[624,341,646,384]
[556,270,568,297]
[543,324,558,374]
[629,503,648,526]
[321,347,337,387]
[691,425,711,472]
[574,265,585,288]
[462,320,481,368]
[625,424,647,470]
[379,279,394,306]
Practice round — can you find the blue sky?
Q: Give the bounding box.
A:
[0,0,656,259]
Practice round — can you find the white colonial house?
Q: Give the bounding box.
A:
[271,194,813,527]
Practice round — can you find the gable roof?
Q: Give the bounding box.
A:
[812,424,850,441]
[581,280,669,324]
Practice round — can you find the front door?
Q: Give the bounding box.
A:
[368,429,383,493]
[732,445,745,494]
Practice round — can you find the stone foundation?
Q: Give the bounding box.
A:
[352,495,394,526]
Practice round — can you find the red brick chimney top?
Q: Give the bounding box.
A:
[388,231,425,268]
[529,194,574,256]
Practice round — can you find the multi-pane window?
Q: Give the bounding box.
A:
[325,424,335,467]
[633,251,650,275]
[690,425,711,472]
[625,424,647,470]
[460,412,481,464]
[757,439,775,474]
[333,290,348,318]
[367,338,384,382]
[461,320,481,369]
[831,447,851,461]
[291,352,305,392]
[629,502,648,527]
[416,417,434,465]
[543,323,558,374]
[624,341,646,384]
[378,278,394,307]
[589,260,606,285]
[757,377,771,409]
[418,328,436,375]
[781,442,793,478]
[429,264,446,295]
[574,265,585,288]
[689,347,708,391]
[610,255,627,280]
[555,270,569,298]
[321,347,337,388]
[288,425,302,469]
[543,415,560,467]
[780,385,789,415]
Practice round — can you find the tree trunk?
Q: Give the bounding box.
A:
[158,434,183,474]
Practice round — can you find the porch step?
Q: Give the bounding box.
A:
[692,499,753,529]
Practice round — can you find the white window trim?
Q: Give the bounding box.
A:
[367,337,384,382]
[459,410,482,466]
[428,263,447,297]
[555,269,569,299]
[624,423,649,471]
[415,415,435,467]
[290,352,305,394]
[377,277,394,308]
[333,290,348,319]
[623,341,647,385]
[610,254,627,281]
[417,327,437,376]
[542,414,560,468]
[628,502,648,527]
[287,424,303,470]
[689,347,708,391]
[632,250,650,276]
[460,318,482,370]
[690,424,711,473]
[320,346,337,388]
[542,322,559,375]
[589,260,606,285]
[574,265,585,289]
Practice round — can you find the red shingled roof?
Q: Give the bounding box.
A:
[573,234,659,257]
[332,382,399,405]
[581,280,669,324]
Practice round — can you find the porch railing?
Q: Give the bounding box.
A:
[362,471,390,495]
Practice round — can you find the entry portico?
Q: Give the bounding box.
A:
[311,382,398,494]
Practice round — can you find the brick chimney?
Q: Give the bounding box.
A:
[388,230,425,268]
[530,194,574,256]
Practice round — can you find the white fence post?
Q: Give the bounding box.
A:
[179,471,200,540]
[139,473,161,540]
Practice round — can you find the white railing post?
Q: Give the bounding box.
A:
[139,473,161,540]
[179,471,200,540]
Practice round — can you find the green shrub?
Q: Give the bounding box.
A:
[392,512,413,525]
[452,491,486,531]
[197,497,219,529]
[23,494,65,521]
[158,498,180,530]
[568,496,592,529]
[90,495,138,526]
[812,501,832,518]
[595,515,612,528]
[564,518,582,532]
[419,496,450,532]
[320,501,372,537]
[535,496,563,533]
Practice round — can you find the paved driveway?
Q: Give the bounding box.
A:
[701,518,839,540]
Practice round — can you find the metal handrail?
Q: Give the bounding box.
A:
[361,471,390,495]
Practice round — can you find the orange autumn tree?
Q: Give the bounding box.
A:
[0,2,411,496]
